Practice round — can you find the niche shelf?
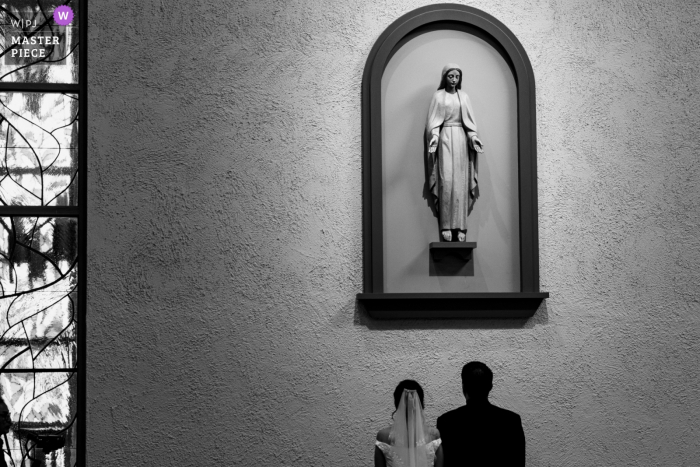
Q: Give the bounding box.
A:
[357,293,548,319]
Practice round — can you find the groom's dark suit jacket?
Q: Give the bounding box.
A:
[437,401,525,467]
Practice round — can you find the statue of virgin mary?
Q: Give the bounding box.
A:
[426,63,484,242]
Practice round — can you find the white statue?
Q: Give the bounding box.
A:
[426,63,484,242]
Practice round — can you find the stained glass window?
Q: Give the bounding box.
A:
[0,92,79,206]
[0,1,83,465]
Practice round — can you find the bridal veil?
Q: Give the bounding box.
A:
[390,389,431,467]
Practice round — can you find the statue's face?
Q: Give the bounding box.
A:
[446,70,460,89]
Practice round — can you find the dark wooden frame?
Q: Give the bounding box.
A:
[357,4,548,319]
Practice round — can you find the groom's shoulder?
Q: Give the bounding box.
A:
[437,406,468,423]
[489,403,522,423]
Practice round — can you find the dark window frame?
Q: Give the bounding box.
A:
[0,1,87,464]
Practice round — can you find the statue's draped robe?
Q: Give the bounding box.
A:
[425,90,479,231]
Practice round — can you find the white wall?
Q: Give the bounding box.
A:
[87,1,700,465]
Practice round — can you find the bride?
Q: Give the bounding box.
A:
[375,380,443,467]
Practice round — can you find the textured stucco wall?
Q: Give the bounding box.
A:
[87,1,700,465]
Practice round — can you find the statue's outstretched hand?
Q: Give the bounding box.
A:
[428,134,438,153]
[471,136,484,153]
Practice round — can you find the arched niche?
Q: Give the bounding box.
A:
[357,4,548,318]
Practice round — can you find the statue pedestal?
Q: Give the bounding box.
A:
[429,242,476,261]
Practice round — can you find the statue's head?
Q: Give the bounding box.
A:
[438,63,462,90]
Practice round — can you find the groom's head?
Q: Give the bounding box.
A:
[461,361,493,400]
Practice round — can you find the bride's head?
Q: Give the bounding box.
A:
[393,380,425,410]
[390,381,430,449]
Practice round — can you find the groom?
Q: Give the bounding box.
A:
[437,362,525,466]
